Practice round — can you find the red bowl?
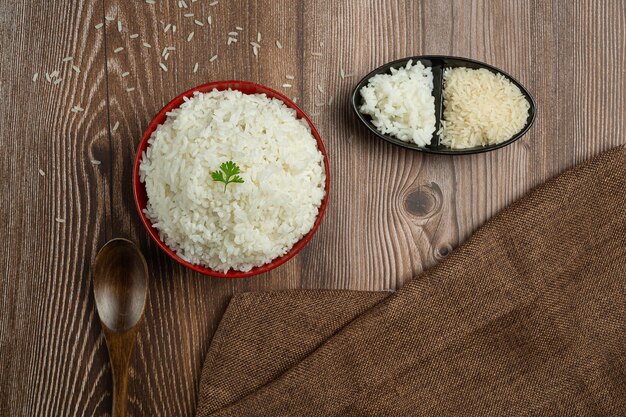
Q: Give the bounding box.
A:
[133,81,331,278]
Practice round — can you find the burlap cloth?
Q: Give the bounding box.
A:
[196,147,626,416]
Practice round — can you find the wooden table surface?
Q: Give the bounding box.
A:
[1,0,624,415]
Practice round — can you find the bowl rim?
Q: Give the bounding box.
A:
[351,54,537,155]
[132,80,331,278]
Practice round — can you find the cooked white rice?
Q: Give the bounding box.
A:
[139,89,326,273]
[440,67,530,148]
[359,60,436,146]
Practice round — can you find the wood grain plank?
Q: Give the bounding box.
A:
[0,0,111,415]
[0,0,624,416]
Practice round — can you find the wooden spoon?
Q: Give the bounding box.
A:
[93,238,148,417]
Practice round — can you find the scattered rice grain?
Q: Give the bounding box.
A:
[117,20,122,32]
[112,121,120,131]
[72,65,80,73]
[282,83,292,88]
[62,56,73,62]
[146,0,156,4]
[130,33,139,39]
[227,37,237,45]
[159,63,168,72]
[257,32,261,42]
[38,169,45,176]
[207,16,212,25]
[53,78,62,85]
[328,96,334,106]
[194,19,204,26]
[121,71,130,77]
[126,87,135,92]
[45,73,51,82]
[275,40,282,49]
[184,13,194,17]
[209,54,218,62]
[209,0,218,5]
[187,32,194,41]
[193,62,199,73]
[114,47,124,53]
[32,73,38,82]
[311,52,322,57]
[95,23,104,29]
[228,31,238,36]
[143,42,152,48]
[50,70,60,78]
[286,74,294,80]
[317,84,324,93]
[235,26,243,30]
[91,159,102,165]
[105,16,115,21]
[164,23,171,32]
[55,218,65,223]
[250,41,260,48]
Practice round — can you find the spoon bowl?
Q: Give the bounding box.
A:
[94,239,148,332]
[93,238,148,417]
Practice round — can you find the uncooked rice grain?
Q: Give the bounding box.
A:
[439,67,530,148]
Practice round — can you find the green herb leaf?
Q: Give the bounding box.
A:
[211,161,245,191]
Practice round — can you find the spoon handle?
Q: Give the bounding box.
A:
[104,328,139,417]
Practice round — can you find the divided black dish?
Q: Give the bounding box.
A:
[351,55,537,155]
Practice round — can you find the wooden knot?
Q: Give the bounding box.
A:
[404,182,443,219]
[434,243,454,261]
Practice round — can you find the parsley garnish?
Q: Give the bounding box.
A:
[211,161,245,191]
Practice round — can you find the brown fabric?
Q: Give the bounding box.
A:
[196,147,626,417]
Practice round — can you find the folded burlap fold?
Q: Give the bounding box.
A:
[197,147,626,416]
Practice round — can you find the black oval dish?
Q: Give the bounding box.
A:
[351,55,537,155]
